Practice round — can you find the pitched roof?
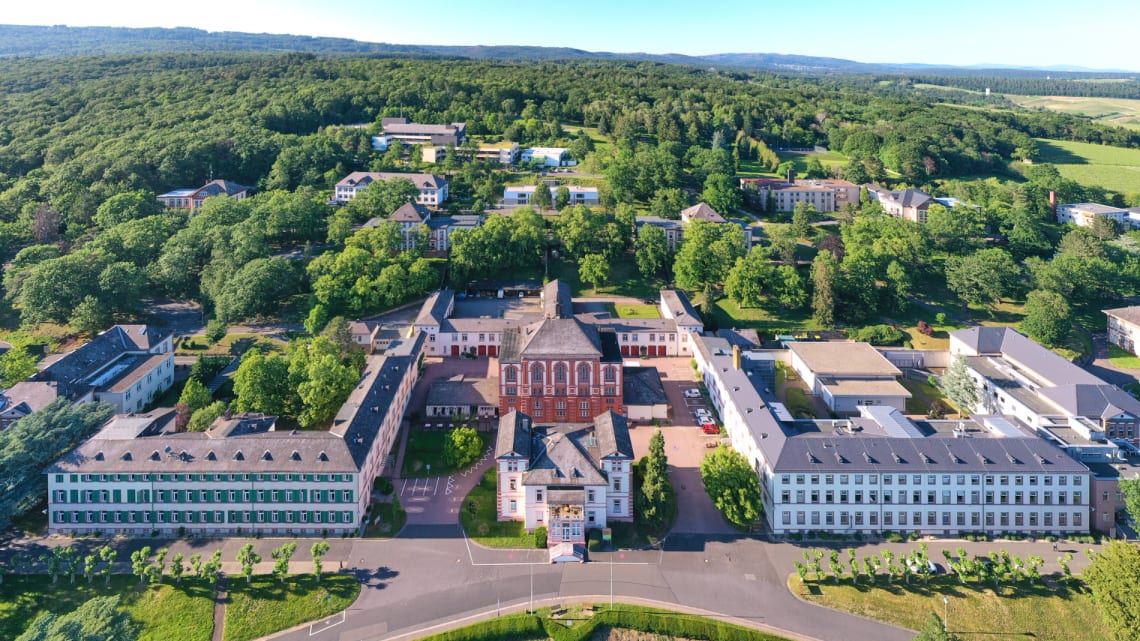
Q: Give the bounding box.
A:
[623,367,667,406]
[1105,306,1140,327]
[34,325,171,400]
[680,202,725,223]
[501,318,603,361]
[414,289,454,327]
[495,410,532,458]
[660,290,702,328]
[543,279,573,319]
[426,376,498,408]
[524,429,608,486]
[592,410,633,459]
[951,327,1101,387]
[388,202,431,223]
[336,172,446,191]
[198,179,250,198]
[1039,384,1140,420]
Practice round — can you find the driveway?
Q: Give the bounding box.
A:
[1084,332,1140,388]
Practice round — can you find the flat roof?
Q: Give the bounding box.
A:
[820,379,911,398]
[789,342,901,377]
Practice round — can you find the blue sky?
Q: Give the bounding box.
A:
[8,0,1139,70]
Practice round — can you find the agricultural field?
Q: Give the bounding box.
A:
[1033,138,1140,194]
[1011,95,1140,130]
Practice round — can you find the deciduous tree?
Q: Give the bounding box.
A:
[1020,289,1072,348]
[699,445,762,528]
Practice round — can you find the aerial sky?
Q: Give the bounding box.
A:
[7,0,1139,70]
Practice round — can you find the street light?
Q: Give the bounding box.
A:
[529,561,534,614]
[943,596,949,632]
[610,551,614,610]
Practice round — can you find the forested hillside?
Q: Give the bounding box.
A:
[0,52,1138,340]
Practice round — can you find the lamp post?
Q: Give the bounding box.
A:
[943,596,949,632]
[529,561,534,614]
[610,552,614,609]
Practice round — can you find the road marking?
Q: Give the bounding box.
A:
[400,478,408,495]
[744,573,756,581]
[308,610,345,636]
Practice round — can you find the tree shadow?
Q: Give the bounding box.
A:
[352,565,399,589]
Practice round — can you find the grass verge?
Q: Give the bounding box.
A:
[1109,344,1140,369]
[789,574,1110,641]
[0,575,215,641]
[223,574,359,641]
[460,467,535,548]
[364,499,407,538]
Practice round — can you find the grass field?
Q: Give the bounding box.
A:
[1012,95,1140,130]
[605,302,661,318]
[0,576,215,641]
[223,575,359,641]
[550,253,666,300]
[790,574,1111,641]
[401,429,493,478]
[176,332,287,357]
[1032,138,1140,194]
[738,150,849,178]
[460,467,536,548]
[1109,344,1140,369]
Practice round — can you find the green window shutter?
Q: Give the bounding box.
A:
[70,490,78,503]
[112,490,121,502]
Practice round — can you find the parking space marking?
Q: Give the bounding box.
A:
[309,611,345,636]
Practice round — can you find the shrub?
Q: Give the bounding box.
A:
[882,531,906,543]
[935,312,947,326]
[373,477,394,495]
[927,400,948,419]
[204,320,227,344]
[917,320,934,336]
[847,324,907,346]
[444,427,484,469]
[190,355,231,383]
[534,526,547,548]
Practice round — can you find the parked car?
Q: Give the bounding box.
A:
[701,423,720,434]
[694,409,711,420]
[683,389,702,399]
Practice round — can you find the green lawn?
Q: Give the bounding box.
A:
[223,575,359,641]
[791,574,1111,641]
[0,576,215,641]
[783,388,816,419]
[900,377,956,417]
[712,296,820,334]
[401,429,492,478]
[550,253,666,300]
[460,467,536,548]
[1032,138,1140,194]
[177,332,286,357]
[1109,344,1140,369]
[605,302,661,319]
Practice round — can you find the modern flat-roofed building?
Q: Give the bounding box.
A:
[788,341,911,413]
[334,172,448,206]
[521,147,576,167]
[502,185,598,207]
[46,332,425,537]
[379,118,466,146]
[1056,202,1128,228]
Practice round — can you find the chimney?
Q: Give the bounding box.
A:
[1048,191,1057,217]
[732,344,742,370]
[786,168,795,183]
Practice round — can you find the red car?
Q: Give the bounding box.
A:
[701,423,719,434]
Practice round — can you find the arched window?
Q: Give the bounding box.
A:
[578,363,591,386]
[531,363,544,384]
[604,367,616,383]
[505,367,517,383]
[554,363,568,384]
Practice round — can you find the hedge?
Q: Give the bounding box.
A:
[414,605,794,641]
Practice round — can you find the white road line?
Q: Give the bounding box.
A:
[308,610,345,636]
[400,478,408,495]
[433,477,440,495]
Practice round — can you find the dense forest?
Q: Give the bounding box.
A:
[0,51,1138,343]
[903,75,1140,100]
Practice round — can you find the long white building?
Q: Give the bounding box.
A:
[693,335,1093,537]
[46,333,424,537]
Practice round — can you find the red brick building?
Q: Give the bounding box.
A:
[498,317,624,421]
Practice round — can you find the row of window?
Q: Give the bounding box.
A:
[504,364,619,385]
[506,499,624,515]
[781,473,1084,488]
[55,488,353,505]
[56,472,353,484]
[782,509,1083,529]
[503,481,613,499]
[54,509,355,525]
[503,387,619,397]
[502,397,618,413]
[781,488,1083,506]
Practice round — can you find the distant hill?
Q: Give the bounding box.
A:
[0,24,1136,78]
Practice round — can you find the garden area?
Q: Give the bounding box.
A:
[790,544,1111,641]
[461,467,537,548]
[402,427,492,478]
[604,303,661,319]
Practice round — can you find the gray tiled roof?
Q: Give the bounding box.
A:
[330,332,424,468]
[1105,306,1140,327]
[415,289,454,327]
[495,410,532,458]
[1039,384,1140,420]
[426,376,498,408]
[681,202,725,223]
[623,367,667,407]
[774,433,1089,475]
[952,327,1101,386]
[501,318,603,361]
[387,202,431,223]
[660,290,702,328]
[543,280,573,319]
[524,429,607,486]
[34,325,170,401]
[592,410,633,459]
[337,172,446,191]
